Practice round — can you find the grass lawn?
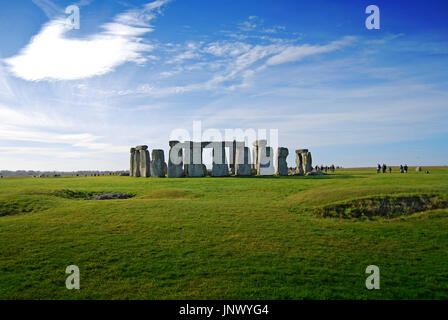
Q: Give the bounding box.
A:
[0,167,447,299]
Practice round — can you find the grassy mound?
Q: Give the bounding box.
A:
[316,194,448,219]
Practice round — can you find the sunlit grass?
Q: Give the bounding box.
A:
[0,167,447,299]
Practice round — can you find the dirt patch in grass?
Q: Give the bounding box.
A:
[0,199,49,217]
[315,194,448,219]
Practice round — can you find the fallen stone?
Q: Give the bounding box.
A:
[88,193,130,200]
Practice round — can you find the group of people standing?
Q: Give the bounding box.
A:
[377,164,408,174]
[315,164,335,173]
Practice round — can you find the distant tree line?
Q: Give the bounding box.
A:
[0,170,130,177]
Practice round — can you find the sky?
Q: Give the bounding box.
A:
[0,0,447,170]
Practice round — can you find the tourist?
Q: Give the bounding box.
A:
[377,164,381,173]
[389,167,392,174]
[400,165,404,173]
[382,164,387,173]
[404,164,408,173]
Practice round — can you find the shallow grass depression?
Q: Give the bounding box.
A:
[0,167,447,299]
[316,194,448,219]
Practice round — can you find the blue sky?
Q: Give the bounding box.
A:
[0,0,447,170]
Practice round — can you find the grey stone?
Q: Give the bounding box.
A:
[304,151,313,173]
[212,141,229,177]
[130,148,135,177]
[276,147,289,176]
[168,141,184,178]
[184,141,205,177]
[150,149,166,177]
[140,148,151,177]
[306,171,324,176]
[258,145,275,176]
[133,149,141,177]
[235,146,252,176]
[135,145,148,151]
[88,193,130,200]
[252,140,267,171]
[416,166,422,172]
[295,149,312,175]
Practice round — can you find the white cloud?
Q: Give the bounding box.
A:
[265,36,355,66]
[4,1,169,81]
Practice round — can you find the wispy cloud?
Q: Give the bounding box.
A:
[4,0,170,81]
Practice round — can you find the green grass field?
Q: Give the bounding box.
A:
[1,167,447,299]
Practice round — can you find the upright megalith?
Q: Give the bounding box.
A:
[130,148,136,177]
[303,151,313,173]
[136,145,150,177]
[168,141,184,178]
[276,147,289,176]
[253,140,267,173]
[150,149,166,177]
[133,148,141,177]
[184,141,204,177]
[211,141,229,177]
[253,140,275,175]
[295,149,313,175]
[229,140,237,175]
[235,146,252,176]
[259,145,275,176]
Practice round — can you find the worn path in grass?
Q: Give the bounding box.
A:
[0,167,447,299]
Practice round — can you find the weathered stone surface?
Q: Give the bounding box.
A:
[130,148,135,177]
[306,171,324,176]
[416,166,422,172]
[212,142,229,177]
[133,149,141,177]
[259,146,275,176]
[295,149,312,175]
[295,151,304,175]
[304,151,313,173]
[253,140,267,173]
[135,145,148,151]
[235,146,251,176]
[150,149,166,177]
[276,147,289,176]
[168,141,184,178]
[88,193,131,200]
[184,141,205,177]
[140,149,151,177]
[229,140,237,175]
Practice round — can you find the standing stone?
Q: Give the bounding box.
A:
[130,148,135,177]
[276,147,289,176]
[168,141,184,178]
[303,151,313,173]
[259,146,275,176]
[295,150,304,175]
[235,146,252,176]
[295,149,312,175]
[133,149,141,177]
[184,141,204,177]
[253,140,267,173]
[229,140,237,175]
[416,166,422,172]
[212,141,229,177]
[136,145,150,177]
[150,149,166,177]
